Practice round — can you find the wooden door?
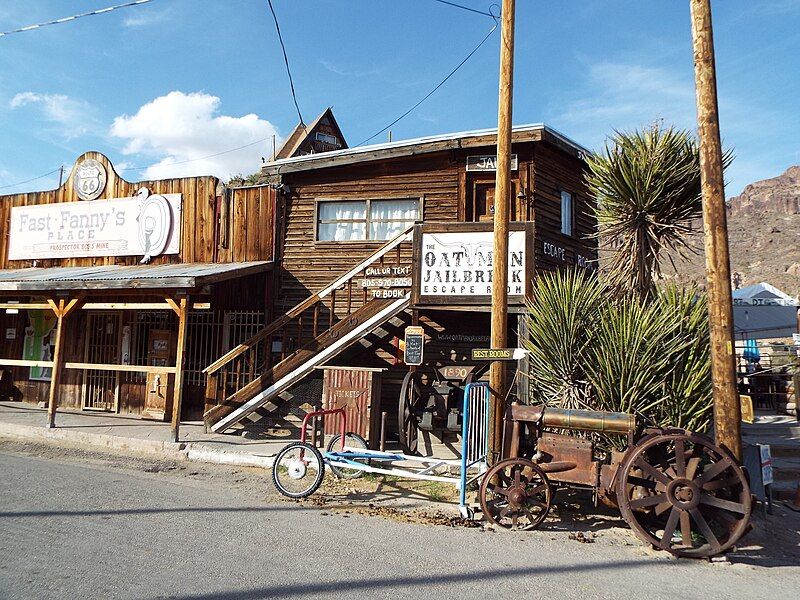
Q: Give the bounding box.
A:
[469,180,518,222]
[82,313,122,411]
[141,329,176,420]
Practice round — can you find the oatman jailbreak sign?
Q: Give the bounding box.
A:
[8,191,182,261]
[419,231,526,297]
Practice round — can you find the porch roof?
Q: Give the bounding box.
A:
[0,261,272,292]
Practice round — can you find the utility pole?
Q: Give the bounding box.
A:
[690,0,741,459]
[57,165,64,188]
[488,0,515,462]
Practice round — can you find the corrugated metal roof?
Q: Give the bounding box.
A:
[261,123,590,175]
[0,261,272,291]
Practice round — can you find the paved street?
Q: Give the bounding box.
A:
[0,441,798,600]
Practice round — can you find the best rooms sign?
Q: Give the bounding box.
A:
[8,193,182,261]
[419,231,526,297]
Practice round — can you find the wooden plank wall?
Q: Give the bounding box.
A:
[531,143,598,273]
[278,152,459,317]
[0,152,276,269]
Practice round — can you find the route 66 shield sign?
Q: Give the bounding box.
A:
[73,158,107,200]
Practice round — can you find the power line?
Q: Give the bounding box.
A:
[0,167,62,191]
[430,0,498,18]
[0,0,155,38]
[119,137,270,173]
[266,0,305,128]
[355,9,499,147]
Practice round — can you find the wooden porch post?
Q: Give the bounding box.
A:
[169,297,189,442]
[46,297,83,428]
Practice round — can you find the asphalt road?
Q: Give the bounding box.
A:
[0,441,798,600]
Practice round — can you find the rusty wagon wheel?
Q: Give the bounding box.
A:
[398,371,424,455]
[479,458,553,531]
[616,430,752,558]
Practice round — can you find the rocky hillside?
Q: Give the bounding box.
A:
[664,166,800,297]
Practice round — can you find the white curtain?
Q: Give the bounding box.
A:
[318,201,366,241]
[370,199,419,240]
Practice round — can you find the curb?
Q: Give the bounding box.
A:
[0,421,274,470]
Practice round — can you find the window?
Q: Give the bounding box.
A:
[316,198,421,241]
[560,190,573,236]
[315,132,339,146]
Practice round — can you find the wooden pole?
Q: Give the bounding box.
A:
[170,297,189,442]
[488,0,516,462]
[46,300,65,429]
[690,0,741,459]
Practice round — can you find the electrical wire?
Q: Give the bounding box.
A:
[354,5,500,147]
[119,137,270,172]
[430,0,497,18]
[266,0,305,129]
[0,0,155,38]
[0,167,62,190]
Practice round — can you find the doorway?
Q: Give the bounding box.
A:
[83,312,122,411]
[468,180,518,222]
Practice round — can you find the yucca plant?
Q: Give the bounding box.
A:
[653,285,713,433]
[521,269,604,410]
[586,124,732,300]
[522,271,714,452]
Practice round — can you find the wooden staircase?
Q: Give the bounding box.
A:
[203,227,413,434]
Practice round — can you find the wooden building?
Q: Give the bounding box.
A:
[0,152,275,437]
[202,124,599,442]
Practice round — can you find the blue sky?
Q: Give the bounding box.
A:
[1,0,798,195]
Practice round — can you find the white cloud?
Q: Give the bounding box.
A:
[550,61,697,149]
[9,92,96,139]
[109,91,280,180]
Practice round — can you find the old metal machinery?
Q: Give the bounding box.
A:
[478,402,752,559]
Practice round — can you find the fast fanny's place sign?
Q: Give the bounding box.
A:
[8,193,182,260]
[419,231,526,297]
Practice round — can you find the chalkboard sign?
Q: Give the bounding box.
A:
[404,326,424,366]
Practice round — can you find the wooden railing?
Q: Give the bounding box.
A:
[202,226,414,421]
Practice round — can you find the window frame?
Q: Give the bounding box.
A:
[560,189,574,237]
[314,196,423,243]
[315,131,339,145]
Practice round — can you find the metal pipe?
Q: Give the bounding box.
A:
[508,404,635,435]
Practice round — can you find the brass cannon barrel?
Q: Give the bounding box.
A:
[508,404,635,435]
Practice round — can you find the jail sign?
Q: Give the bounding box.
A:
[418,231,526,297]
[8,192,182,260]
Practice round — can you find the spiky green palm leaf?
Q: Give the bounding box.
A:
[586,124,732,299]
[522,269,604,410]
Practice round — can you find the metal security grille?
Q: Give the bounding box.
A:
[185,311,223,387]
[222,311,265,390]
[83,313,122,411]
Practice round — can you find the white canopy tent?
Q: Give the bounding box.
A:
[732,282,799,339]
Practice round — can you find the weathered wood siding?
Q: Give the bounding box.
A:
[0,152,276,269]
[531,142,598,272]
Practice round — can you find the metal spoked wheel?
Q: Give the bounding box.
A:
[398,371,424,455]
[272,442,325,499]
[326,432,369,479]
[616,430,752,558]
[479,458,553,531]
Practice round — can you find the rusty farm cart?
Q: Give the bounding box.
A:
[479,403,752,558]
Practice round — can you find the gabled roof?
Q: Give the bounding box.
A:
[273,107,348,160]
[261,123,590,175]
[733,282,799,306]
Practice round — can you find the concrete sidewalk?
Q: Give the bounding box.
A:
[0,401,291,469]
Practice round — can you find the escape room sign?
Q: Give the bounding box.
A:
[419,231,526,297]
[8,193,182,260]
